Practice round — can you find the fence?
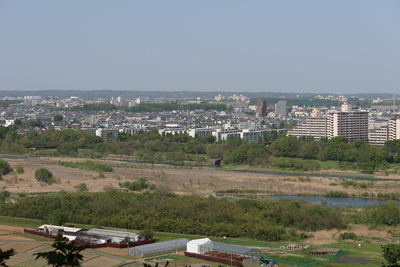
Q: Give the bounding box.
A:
[24,229,154,248]
[184,252,243,267]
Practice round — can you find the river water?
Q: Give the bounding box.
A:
[272,195,395,208]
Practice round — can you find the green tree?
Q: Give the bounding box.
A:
[269,135,302,157]
[26,129,38,139]
[299,141,323,159]
[15,165,24,174]
[0,191,11,204]
[4,131,18,143]
[326,136,348,161]
[35,168,54,184]
[57,143,78,155]
[75,183,88,192]
[53,115,63,122]
[28,120,43,128]
[382,243,400,267]
[20,140,34,148]
[34,234,89,267]
[184,140,197,153]
[263,130,280,146]
[0,248,15,267]
[140,228,154,240]
[106,132,115,141]
[14,119,22,126]
[0,159,13,176]
[50,209,68,226]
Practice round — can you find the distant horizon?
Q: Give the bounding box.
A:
[0,88,388,95]
[0,89,397,99]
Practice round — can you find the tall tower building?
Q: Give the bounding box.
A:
[388,118,400,140]
[275,100,287,117]
[255,99,266,117]
[327,104,368,142]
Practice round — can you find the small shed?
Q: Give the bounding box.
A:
[38,224,83,236]
[309,248,341,255]
[88,228,142,243]
[129,238,189,257]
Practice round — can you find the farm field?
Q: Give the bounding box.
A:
[0,222,389,267]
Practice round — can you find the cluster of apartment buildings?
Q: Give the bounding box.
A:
[287,103,399,145]
[3,94,400,146]
[254,99,288,117]
[214,94,249,102]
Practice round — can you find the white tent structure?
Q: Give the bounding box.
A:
[187,238,212,254]
[187,238,261,263]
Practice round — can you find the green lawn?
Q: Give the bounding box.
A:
[0,216,42,228]
[317,161,339,168]
[320,242,382,253]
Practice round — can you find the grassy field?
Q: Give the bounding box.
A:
[0,216,42,228]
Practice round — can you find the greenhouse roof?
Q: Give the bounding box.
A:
[188,238,211,245]
[201,241,260,256]
[130,238,189,254]
[89,228,139,238]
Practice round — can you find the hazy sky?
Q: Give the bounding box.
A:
[1,1,399,94]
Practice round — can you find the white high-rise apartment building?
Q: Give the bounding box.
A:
[388,118,400,140]
[327,104,368,142]
[275,100,287,117]
[288,103,368,142]
[287,117,328,140]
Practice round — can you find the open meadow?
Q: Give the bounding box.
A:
[2,155,400,198]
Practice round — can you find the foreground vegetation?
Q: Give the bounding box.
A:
[1,191,400,243]
[0,191,344,241]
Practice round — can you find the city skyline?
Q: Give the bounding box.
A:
[1,1,399,94]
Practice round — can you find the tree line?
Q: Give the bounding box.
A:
[2,191,400,241]
[263,134,399,173]
[0,191,345,241]
[1,124,400,173]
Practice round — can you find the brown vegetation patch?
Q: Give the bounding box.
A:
[0,241,41,252]
[0,225,26,232]
[0,234,35,240]
[2,156,400,198]
[95,246,130,256]
[304,224,391,246]
[81,255,124,267]
[6,251,40,266]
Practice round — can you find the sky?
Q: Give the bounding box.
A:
[0,1,399,94]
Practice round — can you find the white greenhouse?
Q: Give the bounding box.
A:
[129,238,189,257]
[187,238,212,254]
[187,238,261,263]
